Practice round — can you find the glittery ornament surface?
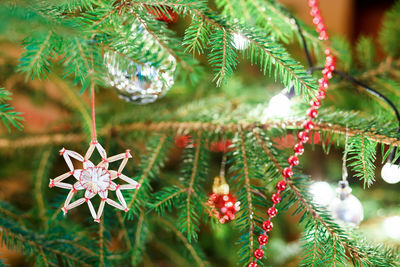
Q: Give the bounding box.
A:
[104,21,176,104]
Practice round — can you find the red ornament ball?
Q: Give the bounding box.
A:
[248,262,258,267]
[206,193,240,223]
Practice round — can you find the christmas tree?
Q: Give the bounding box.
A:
[0,0,399,266]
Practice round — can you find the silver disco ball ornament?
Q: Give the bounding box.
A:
[104,21,176,104]
[329,180,363,226]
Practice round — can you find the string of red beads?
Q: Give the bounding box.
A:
[248,1,336,266]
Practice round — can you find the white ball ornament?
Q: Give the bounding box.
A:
[329,181,363,226]
[381,162,400,184]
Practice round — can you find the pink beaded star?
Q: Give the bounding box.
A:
[49,140,140,223]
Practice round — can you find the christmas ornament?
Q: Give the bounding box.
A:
[381,163,400,184]
[383,216,400,239]
[207,177,240,223]
[329,133,363,226]
[329,180,363,226]
[381,148,400,184]
[104,52,176,104]
[263,84,295,119]
[104,21,176,104]
[145,5,178,24]
[248,1,336,265]
[49,85,140,223]
[206,154,240,223]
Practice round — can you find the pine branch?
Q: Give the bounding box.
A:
[32,148,53,226]
[158,217,207,267]
[208,28,238,85]
[0,216,97,266]
[379,1,400,57]
[347,135,377,188]
[0,88,23,132]
[125,134,169,218]
[177,132,206,242]
[4,116,400,150]
[238,130,255,262]
[183,18,211,55]
[19,31,53,80]
[132,209,148,265]
[148,186,186,215]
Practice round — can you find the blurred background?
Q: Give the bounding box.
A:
[0,0,399,266]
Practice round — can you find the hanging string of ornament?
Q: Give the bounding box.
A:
[49,83,141,223]
[248,1,336,265]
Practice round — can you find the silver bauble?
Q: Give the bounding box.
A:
[104,21,176,104]
[329,181,363,226]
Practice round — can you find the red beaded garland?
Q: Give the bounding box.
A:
[288,155,299,166]
[297,131,309,143]
[267,207,277,217]
[249,0,336,264]
[282,167,293,178]
[276,180,287,191]
[294,143,304,154]
[303,120,314,131]
[307,108,318,119]
[262,220,273,231]
[271,193,281,204]
[254,249,264,259]
[258,234,269,245]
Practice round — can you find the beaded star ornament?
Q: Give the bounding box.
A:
[49,84,140,223]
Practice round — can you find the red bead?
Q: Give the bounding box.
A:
[271,193,281,204]
[262,220,273,231]
[297,131,309,143]
[303,120,314,131]
[318,78,328,89]
[282,167,293,178]
[307,108,318,119]
[319,30,329,40]
[254,249,264,259]
[308,0,317,7]
[317,90,326,99]
[310,7,319,16]
[316,23,325,32]
[276,180,287,191]
[288,155,299,166]
[311,99,321,108]
[322,68,332,79]
[248,262,258,267]
[267,207,277,217]
[258,234,269,245]
[313,16,321,25]
[294,143,304,155]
